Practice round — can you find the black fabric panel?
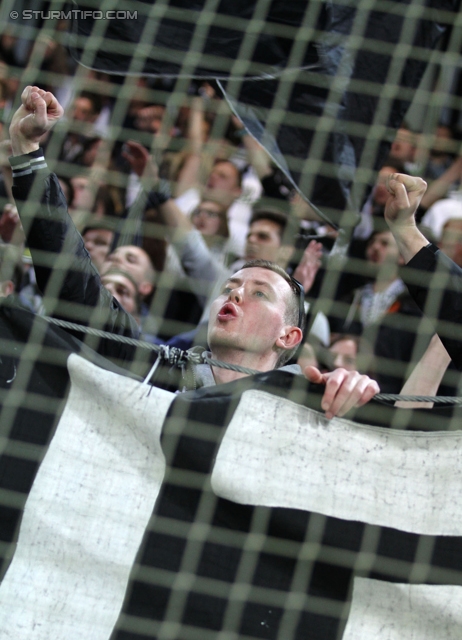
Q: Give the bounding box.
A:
[110,372,462,639]
[1,301,462,638]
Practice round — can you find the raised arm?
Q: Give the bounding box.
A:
[10,85,63,155]
[123,140,193,235]
[8,86,139,344]
[292,240,323,293]
[384,172,462,369]
[174,96,207,197]
[383,173,428,263]
[395,334,451,409]
[123,139,228,295]
[231,115,273,181]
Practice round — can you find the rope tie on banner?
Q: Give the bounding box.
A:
[142,345,193,385]
[42,315,462,405]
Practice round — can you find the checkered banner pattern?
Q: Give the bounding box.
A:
[0,331,461,639]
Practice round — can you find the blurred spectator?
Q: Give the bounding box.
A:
[99,243,159,339]
[101,268,141,321]
[390,124,418,170]
[122,78,164,136]
[133,104,166,135]
[176,157,243,213]
[0,60,20,126]
[342,230,407,330]
[306,333,360,374]
[68,173,96,230]
[0,31,23,68]
[71,91,103,127]
[122,139,232,275]
[59,91,103,165]
[172,93,262,254]
[244,209,295,264]
[420,195,462,240]
[416,123,458,182]
[328,334,360,372]
[93,183,125,219]
[102,245,156,302]
[190,199,228,237]
[354,156,406,239]
[76,136,104,167]
[82,220,116,273]
[333,229,428,392]
[189,199,230,258]
[35,28,75,93]
[80,70,115,137]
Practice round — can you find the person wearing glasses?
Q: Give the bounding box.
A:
[7,85,379,417]
[190,201,229,245]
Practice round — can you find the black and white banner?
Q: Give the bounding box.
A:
[1,352,462,639]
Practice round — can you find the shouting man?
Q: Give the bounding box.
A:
[7,86,379,418]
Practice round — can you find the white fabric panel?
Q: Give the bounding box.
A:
[212,390,462,536]
[0,354,174,640]
[343,577,462,639]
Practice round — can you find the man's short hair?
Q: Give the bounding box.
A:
[249,208,299,248]
[239,259,305,367]
[249,208,289,237]
[82,216,118,237]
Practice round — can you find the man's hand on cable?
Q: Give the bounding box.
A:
[10,85,64,156]
[304,366,380,420]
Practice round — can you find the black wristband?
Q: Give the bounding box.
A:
[425,242,439,255]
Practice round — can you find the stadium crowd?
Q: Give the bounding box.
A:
[1,25,462,405]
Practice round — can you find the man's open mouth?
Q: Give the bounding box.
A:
[217,303,238,319]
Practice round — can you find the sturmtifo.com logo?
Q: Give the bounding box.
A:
[10,10,138,20]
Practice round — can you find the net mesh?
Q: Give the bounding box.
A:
[0,1,462,638]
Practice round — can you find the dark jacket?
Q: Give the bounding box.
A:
[10,149,302,389]
[405,244,462,370]
[10,149,144,370]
